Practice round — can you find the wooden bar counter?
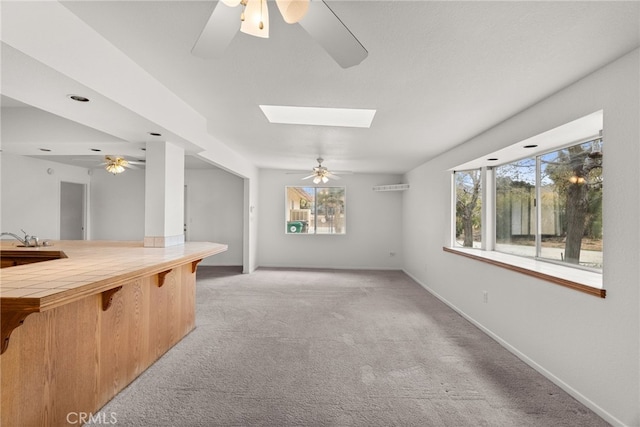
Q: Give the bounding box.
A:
[0,240,227,426]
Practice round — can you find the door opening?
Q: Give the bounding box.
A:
[60,182,86,240]
[184,184,188,241]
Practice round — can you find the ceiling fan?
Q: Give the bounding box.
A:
[191,0,368,68]
[289,157,349,184]
[74,155,145,175]
[102,156,145,175]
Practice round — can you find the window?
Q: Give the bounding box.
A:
[285,186,346,234]
[454,170,482,248]
[539,140,603,268]
[454,137,604,270]
[495,158,537,258]
[447,113,604,295]
[494,140,603,270]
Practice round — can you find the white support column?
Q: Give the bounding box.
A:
[144,141,185,247]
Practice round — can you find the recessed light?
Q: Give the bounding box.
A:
[487,158,498,161]
[90,148,102,152]
[148,132,162,137]
[39,148,52,152]
[524,144,538,149]
[67,94,90,102]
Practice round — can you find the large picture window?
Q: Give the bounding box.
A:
[494,139,603,269]
[451,135,603,272]
[285,187,346,234]
[448,113,604,295]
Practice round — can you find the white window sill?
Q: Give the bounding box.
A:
[443,247,605,298]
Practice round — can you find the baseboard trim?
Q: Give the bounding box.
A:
[257,264,403,271]
[402,269,626,427]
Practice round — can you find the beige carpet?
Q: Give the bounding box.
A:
[89,267,608,426]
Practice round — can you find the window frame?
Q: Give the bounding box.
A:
[488,136,603,273]
[284,186,347,235]
[447,132,605,298]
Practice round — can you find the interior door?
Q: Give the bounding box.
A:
[60,182,86,240]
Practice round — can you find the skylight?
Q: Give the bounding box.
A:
[259,105,376,128]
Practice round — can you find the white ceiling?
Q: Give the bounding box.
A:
[1,1,639,174]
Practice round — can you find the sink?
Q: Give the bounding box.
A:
[0,249,67,268]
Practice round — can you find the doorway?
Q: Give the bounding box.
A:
[184,184,188,241]
[60,182,86,240]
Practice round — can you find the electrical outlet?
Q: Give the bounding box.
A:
[483,290,489,303]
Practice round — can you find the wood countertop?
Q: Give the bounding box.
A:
[0,240,227,311]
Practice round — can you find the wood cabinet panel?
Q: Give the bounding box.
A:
[1,295,100,426]
[1,264,196,426]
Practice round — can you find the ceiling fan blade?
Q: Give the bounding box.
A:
[192,2,241,59]
[299,0,368,68]
[302,174,316,180]
[325,172,341,180]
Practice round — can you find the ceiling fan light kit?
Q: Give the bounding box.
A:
[101,156,144,175]
[313,175,329,184]
[104,156,129,175]
[192,0,367,69]
[276,0,310,24]
[301,157,342,184]
[238,0,312,34]
[224,0,299,39]
[240,0,269,38]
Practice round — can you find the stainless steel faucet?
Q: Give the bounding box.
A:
[1,230,39,247]
[1,231,27,245]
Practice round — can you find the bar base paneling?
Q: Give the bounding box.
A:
[1,264,196,426]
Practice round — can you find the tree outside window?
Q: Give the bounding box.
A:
[541,139,603,268]
[455,170,482,248]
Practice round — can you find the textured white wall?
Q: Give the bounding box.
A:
[402,49,640,426]
[90,167,146,241]
[185,168,243,266]
[0,153,90,241]
[257,170,404,269]
[89,165,244,264]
